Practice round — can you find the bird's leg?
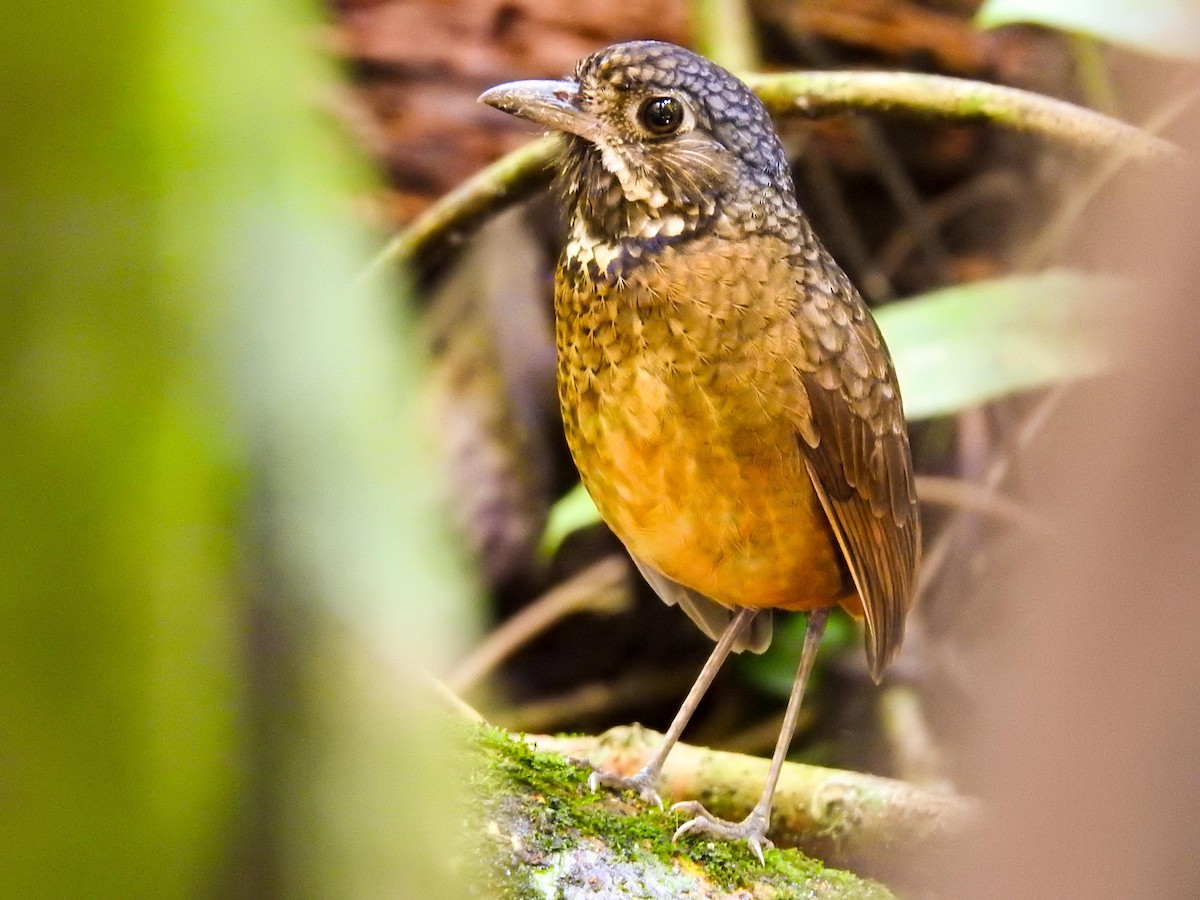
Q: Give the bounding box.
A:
[588,606,758,807]
[671,607,830,863]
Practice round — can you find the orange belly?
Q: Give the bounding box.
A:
[569,366,846,612]
[556,233,850,614]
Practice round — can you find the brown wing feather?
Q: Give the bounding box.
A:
[790,251,920,681]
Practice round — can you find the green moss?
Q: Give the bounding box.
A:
[466,724,894,899]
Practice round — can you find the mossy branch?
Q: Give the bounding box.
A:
[382,70,1178,274]
[474,725,898,897]
[533,725,979,872]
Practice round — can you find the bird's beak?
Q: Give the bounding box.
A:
[478,79,595,139]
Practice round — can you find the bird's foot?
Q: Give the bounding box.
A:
[670,801,774,864]
[587,766,663,808]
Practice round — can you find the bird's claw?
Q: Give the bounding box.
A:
[670,801,774,864]
[587,767,663,808]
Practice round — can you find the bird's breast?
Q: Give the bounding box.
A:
[555,233,845,610]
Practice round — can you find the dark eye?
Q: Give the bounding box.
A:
[638,96,684,136]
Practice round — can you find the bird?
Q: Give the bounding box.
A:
[479,40,919,862]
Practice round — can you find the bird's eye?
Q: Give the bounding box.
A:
[638,96,684,136]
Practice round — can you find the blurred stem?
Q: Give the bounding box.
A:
[691,0,759,73]
[878,685,952,792]
[492,669,697,733]
[915,474,1051,535]
[787,31,949,289]
[1021,82,1200,269]
[384,71,1177,273]
[918,387,1068,600]
[424,671,486,723]
[1069,33,1120,118]
[364,136,558,280]
[801,144,895,302]
[446,556,631,694]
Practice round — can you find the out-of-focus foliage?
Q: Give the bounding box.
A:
[879,270,1115,421]
[738,610,858,700]
[1,1,476,897]
[977,0,1200,59]
[538,481,607,559]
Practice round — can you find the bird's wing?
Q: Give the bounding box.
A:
[631,554,773,654]
[788,247,920,680]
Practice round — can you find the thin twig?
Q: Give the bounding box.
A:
[445,555,631,693]
[801,145,895,302]
[363,135,559,280]
[423,670,487,723]
[918,387,1068,598]
[376,648,486,721]
[492,668,698,734]
[876,169,1025,277]
[850,111,953,285]
[915,474,1052,536]
[785,30,952,285]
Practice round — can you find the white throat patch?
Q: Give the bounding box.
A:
[595,136,669,209]
[565,218,621,274]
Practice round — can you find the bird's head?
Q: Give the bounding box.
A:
[480,41,796,243]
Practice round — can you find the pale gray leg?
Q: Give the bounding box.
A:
[672,607,830,863]
[588,606,758,807]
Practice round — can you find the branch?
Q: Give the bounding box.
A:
[532,725,979,873]
[363,135,559,280]
[380,70,1179,274]
[475,725,899,897]
[745,70,1175,159]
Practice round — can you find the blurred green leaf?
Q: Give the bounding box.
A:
[880,269,1115,421]
[2,1,476,897]
[977,0,1200,59]
[539,482,604,557]
[738,609,857,699]
[1,6,244,896]
[540,270,1112,554]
